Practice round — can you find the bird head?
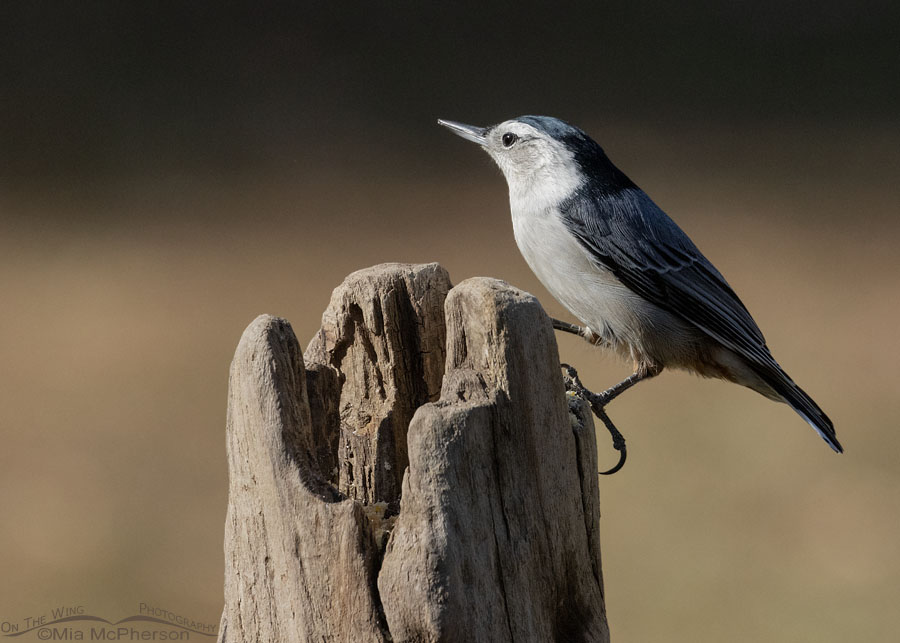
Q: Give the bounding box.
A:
[438,115,625,209]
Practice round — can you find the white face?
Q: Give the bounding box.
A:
[482,120,583,210]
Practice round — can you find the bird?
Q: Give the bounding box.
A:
[438,115,842,456]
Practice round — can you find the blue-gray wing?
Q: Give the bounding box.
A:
[559,188,775,367]
[560,187,842,452]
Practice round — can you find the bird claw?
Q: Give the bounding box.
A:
[561,363,612,407]
[561,363,627,475]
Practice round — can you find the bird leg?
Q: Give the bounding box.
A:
[594,365,662,406]
[562,364,629,475]
[562,364,662,474]
[552,318,604,345]
[554,318,662,474]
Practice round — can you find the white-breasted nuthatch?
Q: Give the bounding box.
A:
[438,115,842,456]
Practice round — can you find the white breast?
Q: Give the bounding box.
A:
[509,203,699,367]
[511,206,640,340]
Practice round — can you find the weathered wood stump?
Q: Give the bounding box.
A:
[218,263,610,643]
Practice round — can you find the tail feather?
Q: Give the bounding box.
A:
[759,365,843,453]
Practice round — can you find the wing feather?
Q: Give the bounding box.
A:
[560,188,776,369]
[557,183,842,452]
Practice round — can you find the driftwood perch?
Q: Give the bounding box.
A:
[218,263,610,642]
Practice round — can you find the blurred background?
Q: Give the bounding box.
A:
[1,2,898,640]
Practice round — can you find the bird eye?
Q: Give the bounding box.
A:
[501,132,518,147]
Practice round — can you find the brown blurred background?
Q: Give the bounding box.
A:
[1,2,899,641]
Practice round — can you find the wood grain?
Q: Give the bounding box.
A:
[218,263,609,643]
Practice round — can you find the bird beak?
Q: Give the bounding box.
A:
[437,119,488,145]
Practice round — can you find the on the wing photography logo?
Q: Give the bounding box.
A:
[1,604,217,640]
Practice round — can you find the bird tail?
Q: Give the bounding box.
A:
[758,364,843,453]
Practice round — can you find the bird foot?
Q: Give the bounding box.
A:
[561,363,627,475]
